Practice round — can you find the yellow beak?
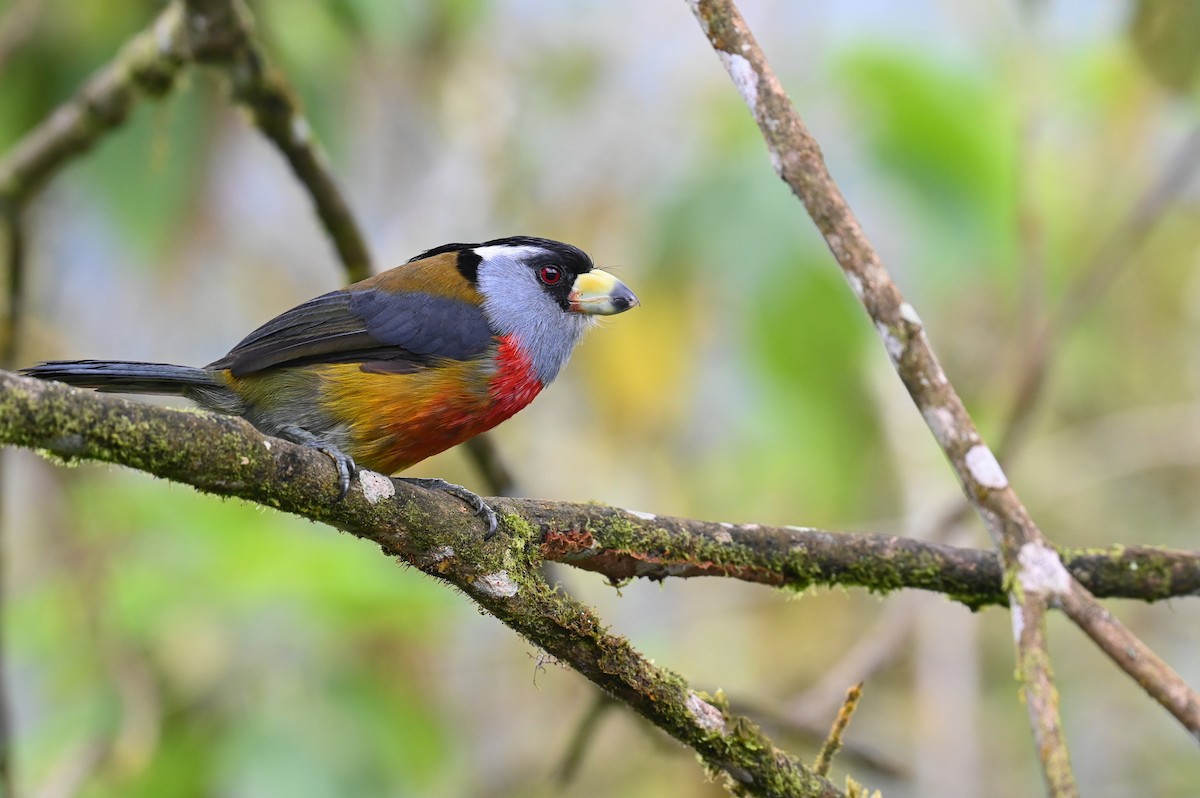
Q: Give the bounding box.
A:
[568,269,639,315]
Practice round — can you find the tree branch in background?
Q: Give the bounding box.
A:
[1003,123,1200,459]
[813,684,863,778]
[0,0,512,490]
[685,0,1200,789]
[784,89,1200,733]
[534,504,1199,607]
[181,0,372,283]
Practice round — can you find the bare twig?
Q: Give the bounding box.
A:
[684,0,1200,785]
[1015,596,1077,796]
[1059,587,1200,739]
[181,0,371,283]
[0,3,190,205]
[813,684,863,778]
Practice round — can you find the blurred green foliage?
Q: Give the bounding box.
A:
[4,1,1200,796]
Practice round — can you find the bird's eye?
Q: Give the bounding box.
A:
[538,265,563,285]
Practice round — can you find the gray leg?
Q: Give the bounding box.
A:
[400,477,499,537]
[277,425,357,499]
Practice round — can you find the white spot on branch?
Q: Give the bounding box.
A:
[262,440,272,450]
[1010,601,1024,640]
[713,530,733,544]
[1018,542,1072,598]
[847,273,864,298]
[686,692,727,735]
[964,445,1007,489]
[876,321,905,363]
[922,406,959,447]
[899,302,922,326]
[476,571,519,599]
[719,51,759,111]
[628,510,657,521]
[359,470,396,504]
[421,546,455,565]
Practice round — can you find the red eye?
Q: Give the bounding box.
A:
[538,265,563,285]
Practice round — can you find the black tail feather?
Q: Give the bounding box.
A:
[20,360,222,396]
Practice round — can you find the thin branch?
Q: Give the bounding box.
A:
[813,683,863,778]
[1058,586,1200,739]
[0,371,842,798]
[0,3,190,206]
[1015,596,1078,797]
[685,0,1200,776]
[534,506,1200,607]
[181,0,371,283]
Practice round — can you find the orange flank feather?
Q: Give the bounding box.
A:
[316,334,542,475]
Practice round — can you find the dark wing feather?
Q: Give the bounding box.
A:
[209,289,494,377]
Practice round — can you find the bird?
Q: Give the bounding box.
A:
[21,236,639,533]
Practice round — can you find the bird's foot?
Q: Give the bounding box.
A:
[277,425,357,499]
[400,477,499,538]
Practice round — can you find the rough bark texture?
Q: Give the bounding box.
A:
[0,371,842,798]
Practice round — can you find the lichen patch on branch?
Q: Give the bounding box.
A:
[686,691,728,735]
[358,470,395,504]
[475,570,520,599]
[1018,543,1073,599]
[964,444,1008,490]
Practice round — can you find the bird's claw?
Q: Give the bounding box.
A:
[307,443,357,500]
[277,425,358,500]
[401,477,499,538]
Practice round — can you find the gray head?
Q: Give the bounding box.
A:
[417,237,638,385]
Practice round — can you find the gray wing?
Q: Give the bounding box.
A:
[208,289,495,377]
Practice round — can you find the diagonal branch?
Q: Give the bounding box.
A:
[0,371,843,798]
[685,0,1200,787]
[181,0,371,282]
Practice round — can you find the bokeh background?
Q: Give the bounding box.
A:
[3,0,1200,795]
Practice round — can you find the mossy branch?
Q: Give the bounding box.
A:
[0,370,845,798]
